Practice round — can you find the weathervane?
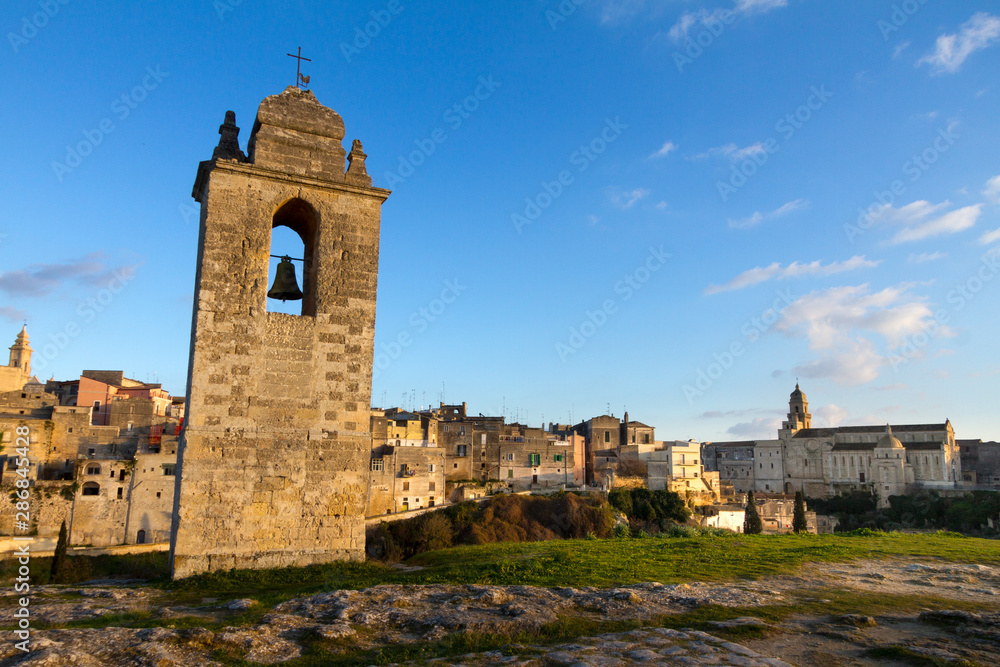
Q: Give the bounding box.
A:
[287,47,312,89]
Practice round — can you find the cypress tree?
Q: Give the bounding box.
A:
[743,490,763,534]
[793,491,809,533]
[50,520,69,583]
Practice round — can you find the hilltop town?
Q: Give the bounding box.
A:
[3,325,997,550]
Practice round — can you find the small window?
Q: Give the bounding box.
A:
[117,487,123,500]
[428,464,436,472]
[429,482,436,491]
[507,469,514,478]
[506,453,514,461]
[68,427,73,433]
[163,464,176,476]
[460,425,466,435]
[604,431,610,443]
[403,481,410,491]
[86,464,101,475]
[82,482,100,496]
[530,454,541,466]
[156,492,161,499]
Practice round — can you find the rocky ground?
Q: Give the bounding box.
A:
[1,559,998,666]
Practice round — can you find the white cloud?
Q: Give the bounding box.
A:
[729,199,808,230]
[813,404,849,428]
[696,142,768,162]
[871,200,951,225]
[888,204,981,244]
[735,0,787,13]
[893,41,911,59]
[599,0,651,25]
[606,187,650,209]
[979,227,1000,245]
[777,284,943,351]
[705,256,879,295]
[918,12,1000,74]
[774,283,952,386]
[726,417,783,439]
[649,140,678,159]
[0,306,26,322]
[984,174,1000,203]
[668,0,787,42]
[655,201,669,210]
[908,252,947,263]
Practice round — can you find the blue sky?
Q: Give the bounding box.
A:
[2,0,999,442]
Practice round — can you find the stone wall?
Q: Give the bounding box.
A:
[170,88,390,578]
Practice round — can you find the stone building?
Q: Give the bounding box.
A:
[171,87,390,578]
[367,445,446,515]
[701,385,967,505]
[702,441,755,495]
[0,326,34,393]
[957,439,1000,489]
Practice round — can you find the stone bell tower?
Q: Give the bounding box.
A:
[170,87,390,579]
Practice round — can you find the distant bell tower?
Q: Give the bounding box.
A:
[8,325,31,374]
[782,383,811,431]
[170,87,390,579]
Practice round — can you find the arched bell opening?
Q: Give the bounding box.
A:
[267,198,318,317]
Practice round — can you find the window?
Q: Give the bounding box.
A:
[554,454,563,462]
[156,492,161,499]
[604,431,610,443]
[68,428,73,433]
[429,498,436,507]
[505,453,514,461]
[371,459,384,472]
[443,424,449,432]
[454,463,458,469]
[117,488,123,500]
[460,425,466,435]
[127,422,133,431]
[643,434,650,444]
[428,464,436,472]
[530,454,541,466]
[268,198,318,317]
[93,401,101,411]
[82,482,100,496]
[403,482,410,491]
[88,448,96,456]
[163,464,176,476]
[481,434,486,445]
[456,445,468,457]
[508,469,514,478]
[429,482,436,491]
[86,464,101,475]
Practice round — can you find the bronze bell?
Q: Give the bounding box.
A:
[267,256,304,301]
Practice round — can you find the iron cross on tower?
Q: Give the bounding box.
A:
[287,47,312,89]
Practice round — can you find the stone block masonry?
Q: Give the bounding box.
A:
[169,87,390,579]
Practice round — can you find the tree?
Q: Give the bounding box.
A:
[743,490,762,534]
[793,491,808,533]
[50,520,69,583]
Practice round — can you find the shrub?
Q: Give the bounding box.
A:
[744,491,763,535]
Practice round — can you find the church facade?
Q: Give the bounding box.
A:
[706,385,962,507]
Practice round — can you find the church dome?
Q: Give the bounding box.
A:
[790,383,805,399]
[877,425,904,449]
